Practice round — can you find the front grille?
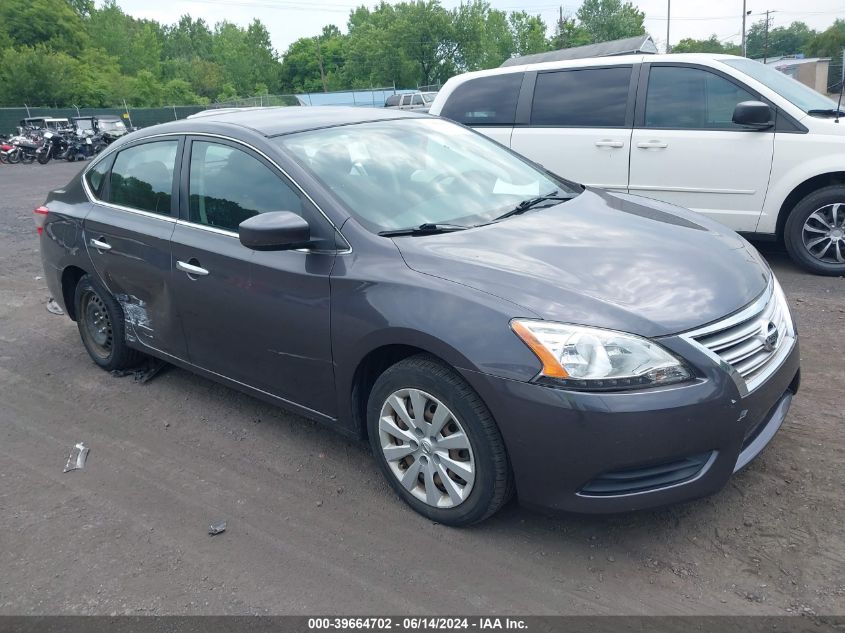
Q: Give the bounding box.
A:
[579,452,713,496]
[686,279,794,393]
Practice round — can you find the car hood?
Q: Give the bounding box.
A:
[393,188,770,337]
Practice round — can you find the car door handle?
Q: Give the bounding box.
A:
[89,238,112,251]
[636,140,668,149]
[176,260,209,277]
[595,140,624,148]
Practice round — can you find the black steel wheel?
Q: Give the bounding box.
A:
[73,274,144,371]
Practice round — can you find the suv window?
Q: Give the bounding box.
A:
[645,66,757,129]
[109,140,178,215]
[188,140,334,247]
[411,94,423,106]
[440,73,523,126]
[385,95,400,107]
[531,67,631,127]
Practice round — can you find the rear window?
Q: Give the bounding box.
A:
[440,73,523,126]
[531,67,631,127]
[385,95,400,107]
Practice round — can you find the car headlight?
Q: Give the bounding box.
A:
[511,319,692,391]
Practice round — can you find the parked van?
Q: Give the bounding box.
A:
[430,54,845,275]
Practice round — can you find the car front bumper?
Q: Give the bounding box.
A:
[460,338,800,514]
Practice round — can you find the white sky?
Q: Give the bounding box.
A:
[113,0,845,55]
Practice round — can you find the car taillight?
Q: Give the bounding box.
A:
[34,206,49,235]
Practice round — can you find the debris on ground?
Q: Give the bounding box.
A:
[111,358,169,384]
[63,442,90,473]
[45,298,64,315]
[208,521,227,536]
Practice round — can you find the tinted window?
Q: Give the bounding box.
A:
[85,160,109,198]
[188,141,304,233]
[645,66,757,129]
[411,94,423,105]
[109,140,178,214]
[531,67,631,127]
[385,95,400,107]
[440,73,523,126]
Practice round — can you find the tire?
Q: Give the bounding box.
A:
[73,274,144,371]
[784,185,845,276]
[20,151,35,164]
[367,354,513,526]
[37,151,51,165]
[8,150,21,164]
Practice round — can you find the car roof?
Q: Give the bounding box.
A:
[147,106,427,138]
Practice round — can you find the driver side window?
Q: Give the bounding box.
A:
[188,140,335,247]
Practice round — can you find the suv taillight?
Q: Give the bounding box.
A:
[33,206,49,235]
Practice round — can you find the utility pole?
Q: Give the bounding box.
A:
[314,36,328,93]
[742,0,747,57]
[763,10,775,63]
[666,0,671,53]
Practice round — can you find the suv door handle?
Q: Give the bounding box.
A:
[637,140,668,149]
[176,260,209,277]
[89,238,112,251]
[595,140,624,148]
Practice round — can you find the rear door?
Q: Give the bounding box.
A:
[83,137,187,357]
[438,72,524,147]
[170,137,339,415]
[509,65,636,191]
[628,63,775,231]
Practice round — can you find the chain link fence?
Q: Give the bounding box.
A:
[0,105,206,135]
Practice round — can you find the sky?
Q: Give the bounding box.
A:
[113,0,845,54]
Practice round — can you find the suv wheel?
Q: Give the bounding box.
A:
[367,354,513,526]
[784,186,845,276]
[74,274,144,371]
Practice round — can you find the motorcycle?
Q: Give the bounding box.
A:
[36,130,70,164]
[65,135,94,161]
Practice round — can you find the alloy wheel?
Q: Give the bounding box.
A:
[378,388,475,509]
[802,203,845,264]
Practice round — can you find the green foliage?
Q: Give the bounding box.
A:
[1,0,839,109]
[672,35,741,55]
[804,19,845,58]
[746,20,818,59]
[575,0,645,44]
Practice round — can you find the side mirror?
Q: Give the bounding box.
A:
[239,211,311,251]
[732,101,774,129]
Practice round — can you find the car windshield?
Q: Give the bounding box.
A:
[100,120,125,131]
[721,57,837,114]
[75,119,94,131]
[275,118,575,233]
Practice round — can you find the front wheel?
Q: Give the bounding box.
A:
[367,354,513,526]
[784,186,845,276]
[73,274,144,371]
[37,150,51,165]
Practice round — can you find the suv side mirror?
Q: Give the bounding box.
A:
[239,211,311,251]
[733,101,774,129]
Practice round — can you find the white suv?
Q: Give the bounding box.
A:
[430,54,845,275]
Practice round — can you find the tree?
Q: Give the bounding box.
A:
[551,16,591,50]
[575,0,645,44]
[0,0,89,55]
[805,19,845,58]
[509,11,550,57]
[672,34,740,55]
[747,20,817,59]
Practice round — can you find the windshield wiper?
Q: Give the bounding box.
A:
[807,108,845,117]
[378,223,469,237]
[492,191,578,222]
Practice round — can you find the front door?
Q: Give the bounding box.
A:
[170,137,338,416]
[628,63,775,232]
[83,137,187,357]
[509,65,635,191]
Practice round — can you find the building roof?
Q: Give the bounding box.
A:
[501,34,658,68]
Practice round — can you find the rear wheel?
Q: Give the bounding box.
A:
[73,274,144,371]
[367,354,513,526]
[784,186,845,276]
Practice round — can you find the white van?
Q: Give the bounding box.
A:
[430,54,845,275]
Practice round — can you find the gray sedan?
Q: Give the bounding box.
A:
[36,107,799,525]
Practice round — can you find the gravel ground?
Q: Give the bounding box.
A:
[0,159,843,616]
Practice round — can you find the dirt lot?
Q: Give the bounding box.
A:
[0,160,843,616]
